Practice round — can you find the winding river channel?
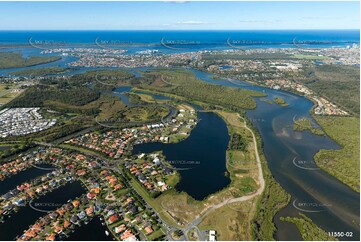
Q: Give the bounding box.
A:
[190,69,360,241]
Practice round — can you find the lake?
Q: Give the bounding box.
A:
[132,111,231,200]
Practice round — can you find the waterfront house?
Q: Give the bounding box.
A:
[108,214,119,224]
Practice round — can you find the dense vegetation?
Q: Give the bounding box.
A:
[314,116,360,192]
[0,52,60,69]
[10,66,70,76]
[273,97,288,107]
[138,69,266,111]
[5,86,100,109]
[293,118,325,136]
[5,69,135,110]
[280,214,336,241]
[71,69,136,91]
[228,133,246,151]
[299,64,360,115]
[0,142,35,160]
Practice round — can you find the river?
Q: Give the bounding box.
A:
[190,69,360,241]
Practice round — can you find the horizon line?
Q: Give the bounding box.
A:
[0,29,360,31]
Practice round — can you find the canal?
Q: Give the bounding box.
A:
[0,181,86,241]
[66,216,114,241]
[0,165,55,195]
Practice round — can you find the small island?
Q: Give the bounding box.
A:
[293,118,325,136]
[273,96,288,107]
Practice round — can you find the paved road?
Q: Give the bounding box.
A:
[183,114,265,239]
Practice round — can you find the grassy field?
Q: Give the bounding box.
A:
[138,69,266,111]
[217,111,260,197]
[134,93,156,103]
[128,177,185,228]
[145,228,165,241]
[314,116,360,192]
[280,213,336,241]
[198,199,257,241]
[0,52,60,69]
[0,84,23,105]
[293,117,325,136]
[187,227,199,241]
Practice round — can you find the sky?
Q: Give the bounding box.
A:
[0,1,359,30]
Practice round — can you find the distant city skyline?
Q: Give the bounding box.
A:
[0,1,359,30]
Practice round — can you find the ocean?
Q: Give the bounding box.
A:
[0,30,359,50]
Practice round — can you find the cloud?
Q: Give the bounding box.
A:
[238,19,281,24]
[163,1,188,3]
[298,16,343,20]
[176,20,209,25]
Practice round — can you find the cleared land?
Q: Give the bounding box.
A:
[0,84,23,105]
[314,116,360,192]
[198,199,257,240]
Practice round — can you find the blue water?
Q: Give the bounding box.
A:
[0,181,86,241]
[0,30,359,56]
[132,111,231,200]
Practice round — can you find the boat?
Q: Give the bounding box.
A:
[105,231,109,236]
